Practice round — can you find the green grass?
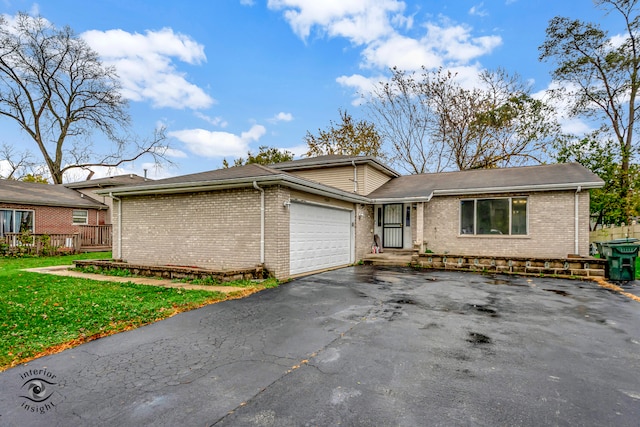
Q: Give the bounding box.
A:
[176,276,279,288]
[0,252,269,370]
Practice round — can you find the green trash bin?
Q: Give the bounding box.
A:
[600,240,639,281]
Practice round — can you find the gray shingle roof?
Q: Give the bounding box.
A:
[113,164,284,189]
[65,174,150,189]
[97,163,372,203]
[367,163,604,201]
[0,179,108,209]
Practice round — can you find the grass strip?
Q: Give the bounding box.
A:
[0,252,276,370]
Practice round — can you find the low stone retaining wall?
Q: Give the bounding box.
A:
[74,260,266,282]
[413,254,606,279]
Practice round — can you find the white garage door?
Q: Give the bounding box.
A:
[290,202,353,276]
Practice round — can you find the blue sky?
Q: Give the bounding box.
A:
[0,1,621,181]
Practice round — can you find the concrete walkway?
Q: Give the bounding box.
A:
[23,265,247,293]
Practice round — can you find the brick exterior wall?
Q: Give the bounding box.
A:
[0,203,106,235]
[355,204,374,260]
[420,190,591,258]
[117,188,263,270]
[113,185,371,278]
[264,185,290,278]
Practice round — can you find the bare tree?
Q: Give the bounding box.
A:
[0,143,35,179]
[0,13,169,184]
[366,67,559,174]
[366,68,447,174]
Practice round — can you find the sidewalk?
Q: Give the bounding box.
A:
[24,265,248,293]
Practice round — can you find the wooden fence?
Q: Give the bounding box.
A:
[589,224,640,242]
[1,225,112,256]
[79,225,112,247]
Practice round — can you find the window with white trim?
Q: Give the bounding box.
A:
[0,209,34,236]
[460,197,527,235]
[72,209,89,225]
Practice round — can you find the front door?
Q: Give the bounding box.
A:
[383,204,403,248]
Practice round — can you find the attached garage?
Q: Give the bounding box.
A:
[289,202,354,276]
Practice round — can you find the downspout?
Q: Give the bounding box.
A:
[109,192,122,260]
[253,181,265,264]
[575,186,581,255]
[351,160,358,194]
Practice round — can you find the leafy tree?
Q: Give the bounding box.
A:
[0,13,169,184]
[366,67,559,174]
[539,0,640,220]
[21,174,49,184]
[555,137,639,228]
[223,145,294,168]
[304,109,383,158]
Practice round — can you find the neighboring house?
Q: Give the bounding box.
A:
[98,156,604,279]
[0,179,108,237]
[65,174,150,224]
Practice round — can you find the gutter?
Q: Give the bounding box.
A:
[371,194,434,204]
[432,181,603,196]
[1,200,108,210]
[108,192,122,259]
[253,181,265,265]
[575,186,581,255]
[97,174,371,204]
[351,160,358,193]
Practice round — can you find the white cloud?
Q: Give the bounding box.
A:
[153,147,188,158]
[195,112,228,128]
[362,34,443,70]
[336,74,384,105]
[0,160,13,178]
[610,33,628,48]
[240,0,255,5]
[169,124,266,158]
[423,22,502,64]
[337,64,484,105]
[270,1,502,106]
[267,0,405,44]
[285,143,309,157]
[269,112,294,123]
[533,82,595,136]
[82,28,214,109]
[469,3,488,17]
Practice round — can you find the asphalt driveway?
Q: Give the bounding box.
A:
[1,266,639,426]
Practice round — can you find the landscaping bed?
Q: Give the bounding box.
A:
[73,259,266,282]
[412,253,606,278]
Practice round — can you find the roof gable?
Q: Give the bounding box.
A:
[271,155,400,178]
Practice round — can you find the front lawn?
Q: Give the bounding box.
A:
[0,253,265,371]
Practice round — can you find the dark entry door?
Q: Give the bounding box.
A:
[383,204,403,248]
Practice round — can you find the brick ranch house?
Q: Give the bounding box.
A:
[0,179,108,238]
[98,156,604,279]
